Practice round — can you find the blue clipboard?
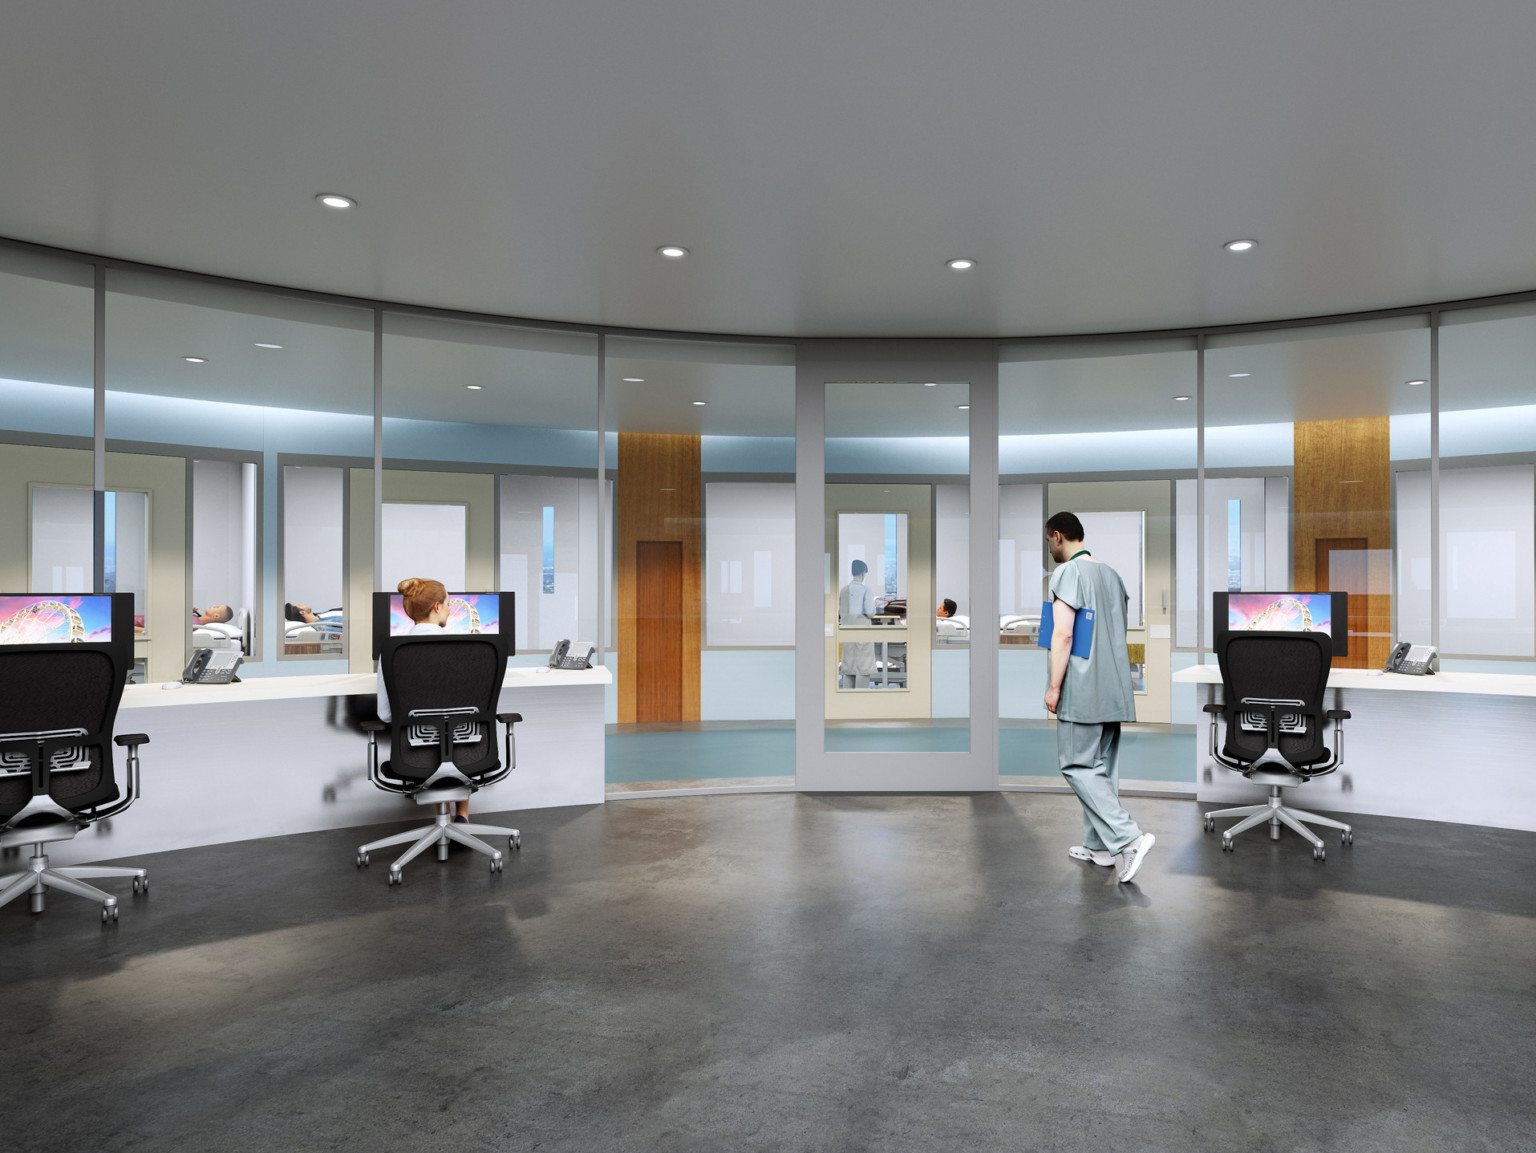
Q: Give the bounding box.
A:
[1038,600,1093,658]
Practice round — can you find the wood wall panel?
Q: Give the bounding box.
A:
[616,433,701,723]
[1293,417,1391,669]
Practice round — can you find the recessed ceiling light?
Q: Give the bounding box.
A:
[1406,379,1427,386]
[1222,239,1257,252]
[923,382,938,387]
[621,377,645,383]
[946,258,976,271]
[1227,372,1250,378]
[466,385,483,390]
[956,404,970,410]
[1173,395,1191,401]
[692,400,707,406]
[657,246,689,259]
[182,356,207,364]
[316,193,356,210]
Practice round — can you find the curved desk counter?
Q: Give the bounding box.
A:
[52,665,611,866]
[1174,664,1536,832]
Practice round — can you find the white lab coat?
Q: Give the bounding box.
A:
[838,578,878,681]
[376,620,446,723]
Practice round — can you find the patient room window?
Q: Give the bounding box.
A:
[281,465,346,658]
[30,486,148,617]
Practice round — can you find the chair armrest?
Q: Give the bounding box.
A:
[496,712,523,725]
[114,733,150,748]
[1326,709,1351,721]
[360,720,388,733]
[1202,703,1225,714]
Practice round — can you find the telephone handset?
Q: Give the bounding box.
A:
[548,640,596,670]
[182,647,243,684]
[1384,641,1438,676]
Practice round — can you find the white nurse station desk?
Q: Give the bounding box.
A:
[1175,663,1536,833]
[49,664,611,866]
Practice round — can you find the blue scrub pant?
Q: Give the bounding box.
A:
[1057,720,1142,855]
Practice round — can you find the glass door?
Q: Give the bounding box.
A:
[795,345,997,792]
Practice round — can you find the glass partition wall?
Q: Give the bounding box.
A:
[103,271,373,679]
[605,337,797,790]
[381,314,600,675]
[6,236,1535,784]
[999,342,1195,792]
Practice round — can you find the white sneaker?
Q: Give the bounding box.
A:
[1068,845,1116,867]
[1116,833,1156,883]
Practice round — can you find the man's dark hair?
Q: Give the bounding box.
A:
[941,598,957,617]
[1045,511,1085,541]
[851,559,868,576]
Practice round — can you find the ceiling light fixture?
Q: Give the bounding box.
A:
[316,193,356,210]
[182,356,207,364]
[692,400,707,406]
[1173,395,1191,401]
[956,404,970,410]
[1406,379,1427,386]
[657,246,689,259]
[466,385,483,390]
[946,258,976,271]
[254,342,284,350]
[1227,372,1250,378]
[924,382,937,387]
[1222,239,1257,252]
[621,377,645,383]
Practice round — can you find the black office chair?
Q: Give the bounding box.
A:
[0,594,149,923]
[357,632,523,885]
[1202,630,1354,860]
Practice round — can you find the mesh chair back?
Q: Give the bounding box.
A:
[381,637,507,783]
[1216,630,1332,769]
[0,648,124,822]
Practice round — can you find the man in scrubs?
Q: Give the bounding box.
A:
[838,559,878,688]
[1043,512,1155,883]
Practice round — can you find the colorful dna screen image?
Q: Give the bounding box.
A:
[0,595,113,645]
[1227,592,1333,635]
[387,594,499,636]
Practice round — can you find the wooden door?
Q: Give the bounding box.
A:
[635,540,684,722]
[1315,537,1368,669]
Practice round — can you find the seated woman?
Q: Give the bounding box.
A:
[375,577,470,824]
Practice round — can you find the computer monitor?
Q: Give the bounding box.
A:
[0,594,116,645]
[371,592,511,658]
[1212,591,1348,657]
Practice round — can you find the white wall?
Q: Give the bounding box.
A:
[705,481,795,647]
[382,501,467,592]
[282,466,344,611]
[192,459,247,613]
[934,483,969,618]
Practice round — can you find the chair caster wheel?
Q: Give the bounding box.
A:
[132,875,147,894]
[388,870,402,886]
[101,904,118,923]
[510,835,521,852]
[490,856,503,874]
[356,852,369,867]
[1342,830,1353,845]
[1313,846,1326,861]
[1203,816,1215,833]
[1221,838,1234,852]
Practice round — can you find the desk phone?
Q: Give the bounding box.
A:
[548,640,595,670]
[182,647,243,684]
[1384,642,1438,676]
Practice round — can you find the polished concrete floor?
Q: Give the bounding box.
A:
[3,793,1534,1152]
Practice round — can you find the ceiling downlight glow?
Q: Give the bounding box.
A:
[1173,395,1191,401]
[1222,239,1257,252]
[466,385,483,390]
[1406,379,1427,386]
[657,246,689,259]
[182,356,207,364]
[1227,372,1250,378]
[946,258,976,271]
[621,377,645,382]
[254,342,284,350]
[692,400,707,406]
[316,193,356,210]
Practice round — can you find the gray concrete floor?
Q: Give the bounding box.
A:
[2,792,1534,1153]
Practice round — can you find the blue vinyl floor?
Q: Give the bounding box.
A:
[605,724,1195,784]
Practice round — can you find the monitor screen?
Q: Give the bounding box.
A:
[386,592,499,637]
[0,595,114,644]
[1216,591,1348,657]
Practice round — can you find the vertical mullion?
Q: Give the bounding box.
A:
[92,263,106,594]
[372,308,384,588]
[596,334,607,662]
[1429,312,1440,652]
[1195,334,1206,658]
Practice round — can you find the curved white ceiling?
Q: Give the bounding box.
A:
[4,0,1536,338]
